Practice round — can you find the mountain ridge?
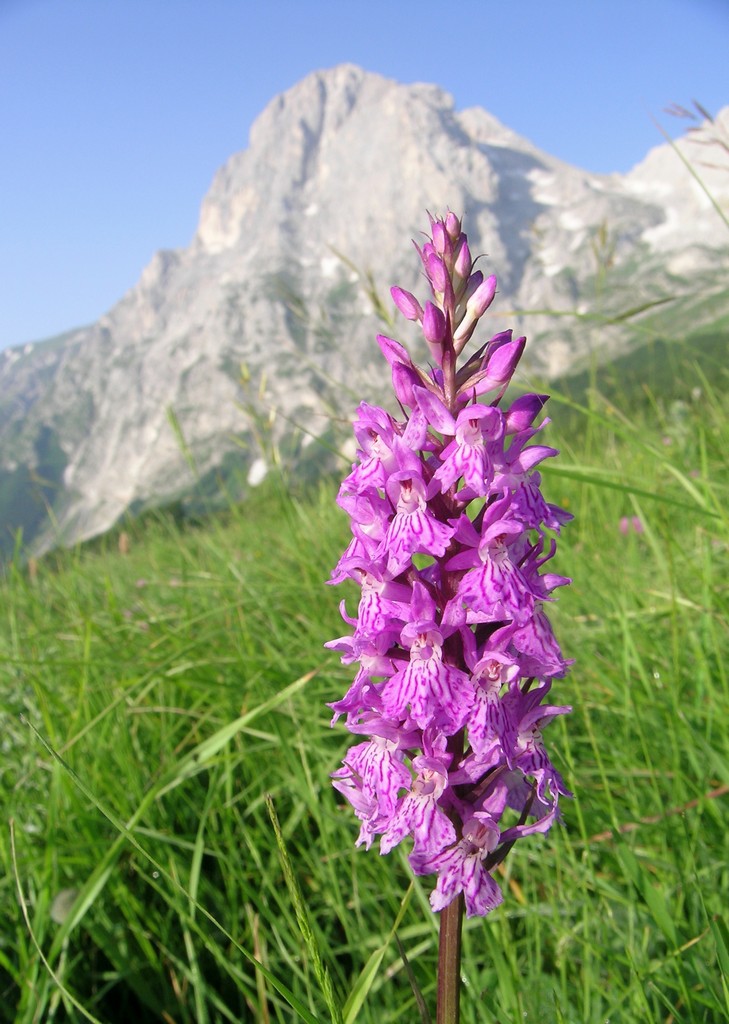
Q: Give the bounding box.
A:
[2,64,727,556]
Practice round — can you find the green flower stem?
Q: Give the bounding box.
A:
[436,893,464,1024]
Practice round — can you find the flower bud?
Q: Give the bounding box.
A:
[391,286,423,322]
[452,274,498,352]
[484,335,526,384]
[431,219,448,255]
[426,253,448,294]
[454,239,472,284]
[504,394,549,434]
[458,333,526,399]
[377,333,420,407]
[422,301,446,345]
[445,210,461,241]
[466,274,497,318]
[462,271,484,303]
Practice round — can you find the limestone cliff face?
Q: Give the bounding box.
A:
[1,65,727,553]
[622,107,729,274]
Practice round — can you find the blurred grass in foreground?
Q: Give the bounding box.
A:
[1,338,728,1023]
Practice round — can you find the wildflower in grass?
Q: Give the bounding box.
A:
[327,212,572,921]
[619,515,644,535]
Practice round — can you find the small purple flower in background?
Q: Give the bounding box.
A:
[327,213,572,918]
[619,515,644,536]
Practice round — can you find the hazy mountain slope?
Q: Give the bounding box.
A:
[1,64,727,555]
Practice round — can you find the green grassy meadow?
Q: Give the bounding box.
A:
[2,336,729,1023]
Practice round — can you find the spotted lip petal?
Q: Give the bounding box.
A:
[379,755,456,856]
[376,471,456,576]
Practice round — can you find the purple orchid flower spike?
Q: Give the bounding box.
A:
[326,213,572,931]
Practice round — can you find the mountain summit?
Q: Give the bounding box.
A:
[2,65,727,555]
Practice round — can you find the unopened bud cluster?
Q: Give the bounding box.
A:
[327,213,572,916]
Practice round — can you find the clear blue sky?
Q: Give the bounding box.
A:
[1,0,727,350]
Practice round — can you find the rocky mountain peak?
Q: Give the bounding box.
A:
[2,65,727,557]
